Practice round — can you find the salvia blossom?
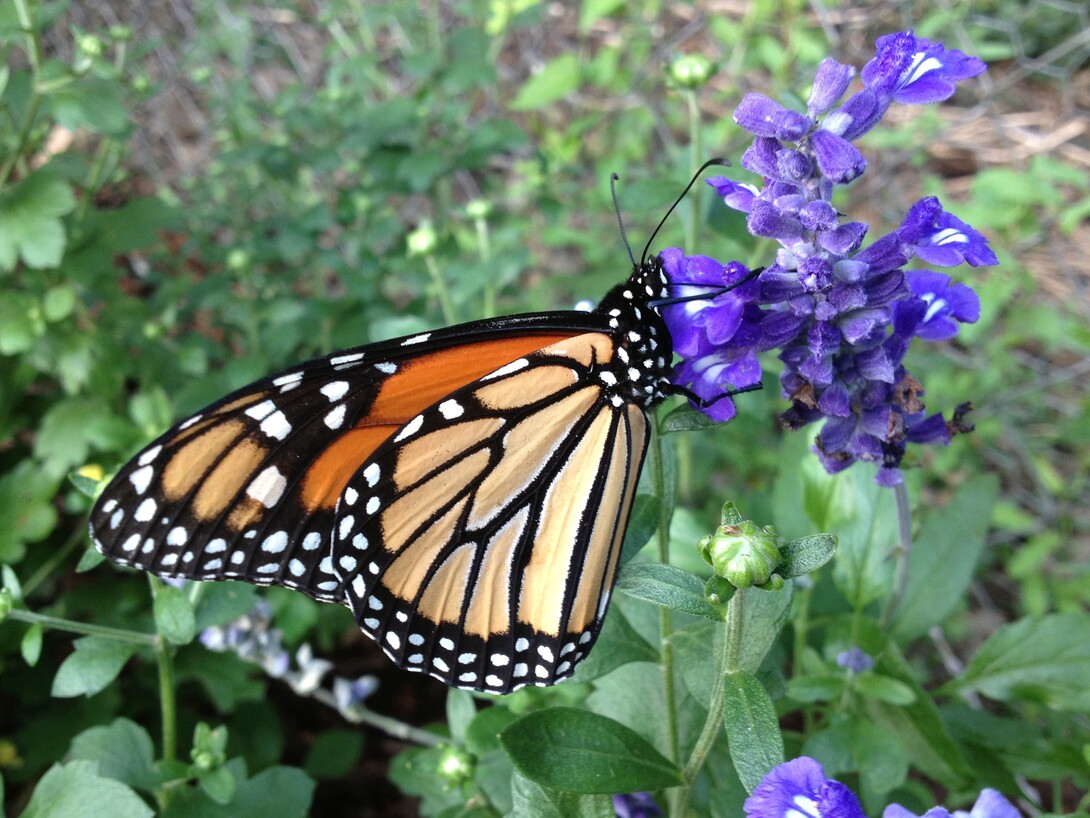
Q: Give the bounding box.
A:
[200,600,378,715]
[884,789,1022,818]
[744,757,865,818]
[664,30,993,485]
[613,791,663,818]
[835,646,875,673]
[749,758,1022,818]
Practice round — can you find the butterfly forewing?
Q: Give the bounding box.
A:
[330,333,652,692]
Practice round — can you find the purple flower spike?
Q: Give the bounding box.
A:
[745,757,866,818]
[658,30,990,484]
[613,792,662,818]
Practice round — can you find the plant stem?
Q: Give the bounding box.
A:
[22,524,86,597]
[648,428,680,767]
[474,213,494,318]
[674,588,748,816]
[684,87,704,254]
[425,255,458,325]
[1,0,43,186]
[6,609,157,646]
[149,578,178,763]
[881,481,913,628]
[309,687,445,747]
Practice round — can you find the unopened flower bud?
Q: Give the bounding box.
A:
[407,222,439,257]
[700,519,781,588]
[668,54,714,89]
[437,746,474,786]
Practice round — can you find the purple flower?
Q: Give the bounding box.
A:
[862,31,987,105]
[884,789,1021,818]
[899,198,998,267]
[745,757,865,818]
[660,30,991,485]
[835,646,874,673]
[333,675,380,713]
[893,270,980,341]
[613,792,662,818]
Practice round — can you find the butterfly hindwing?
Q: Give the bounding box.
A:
[89,317,604,602]
[331,332,651,692]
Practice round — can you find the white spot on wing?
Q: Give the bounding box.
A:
[483,358,529,381]
[262,531,288,553]
[134,498,157,522]
[138,445,162,466]
[260,410,292,440]
[330,352,364,367]
[324,404,346,429]
[363,463,381,486]
[129,465,154,495]
[438,399,464,419]
[247,465,287,508]
[394,415,424,442]
[166,526,188,546]
[321,380,349,401]
[403,333,431,346]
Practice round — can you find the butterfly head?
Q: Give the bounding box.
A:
[593,255,675,410]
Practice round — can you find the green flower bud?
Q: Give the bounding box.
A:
[78,34,104,57]
[437,746,474,786]
[407,222,439,257]
[700,518,781,588]
[466,199,492,220]
[226,249,249,270]
[668,53,714,89]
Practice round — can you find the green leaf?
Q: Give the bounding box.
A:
[778,533,837,578]
[0,170,75,271]
[0,462,60,563]
[509,772,617,818]
[722,671,784,793]
[42,284,76,321]
[199,766,236,804]
[620,494,659,565]
[736,585,794,673]
[855,674,916,706]
[153,583,197,645]
[192,582,259,631]
[786,674,844,703]
[76,548,106,573]
[946,612,1090,710]
[68,718,157,792]
[865,644,973,789]
[48,75,129,135]
[499,707,682,794]
[659,403,721,433]
[510,54,581,110]
[891,475,999,638]
[578,0,626,32]
[51,636,137,698]
[570,603,658,683]
[803,717,908,797]
[19,759,152,818]
[615,562,723,620]
[672,619,719,709]
[21,622,43,666]
[446,688,476,744]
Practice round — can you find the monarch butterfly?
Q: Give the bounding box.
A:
[88,166,737,694]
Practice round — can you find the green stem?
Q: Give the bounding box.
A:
[425,254,458,325]
[149,578,178,763]
[474,214,494,318]
[309,687,445,747]
[648,428,680,767]
[6,609,156,646]
[684,88,704,254]
[674,588,748,816]
[880,481,913,628]
[1,0,43,186]
[22,524,86,597]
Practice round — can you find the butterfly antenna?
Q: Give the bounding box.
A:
[610,172,636,267]
[640,157,730,265]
